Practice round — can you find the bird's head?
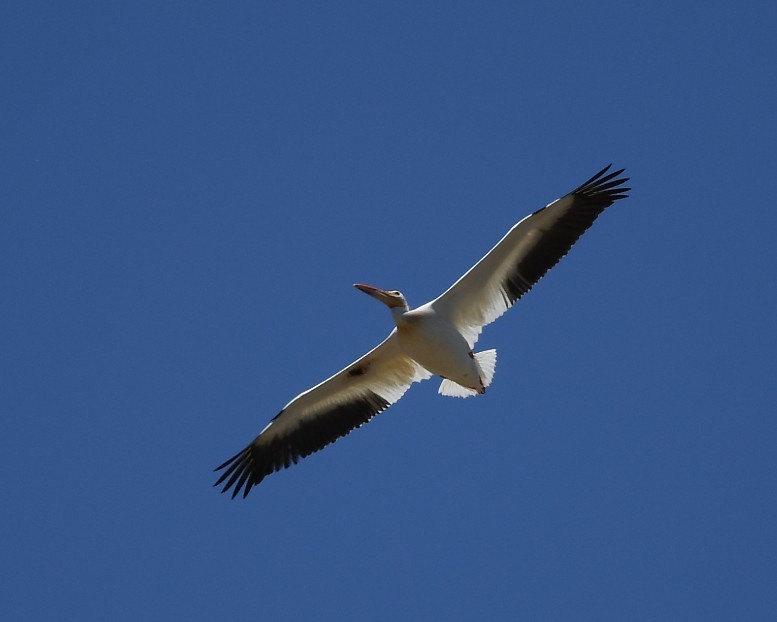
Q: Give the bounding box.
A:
[354,283,409,312]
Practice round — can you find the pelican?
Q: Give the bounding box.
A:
[215,165,629,497]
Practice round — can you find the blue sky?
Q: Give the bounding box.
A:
[3,1,777,620]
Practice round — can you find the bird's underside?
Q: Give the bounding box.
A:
[215,164,630,497]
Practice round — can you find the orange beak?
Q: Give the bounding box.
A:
[354,283,403,309]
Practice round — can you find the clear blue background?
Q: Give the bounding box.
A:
[3,2,776,620]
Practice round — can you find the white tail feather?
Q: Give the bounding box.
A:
[437,349,498,398]
[438,378,479,398]
[474,349,497,388]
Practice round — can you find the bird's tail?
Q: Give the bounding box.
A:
[474,349,497,388]
[438,349,497,398]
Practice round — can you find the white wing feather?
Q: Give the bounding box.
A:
[215,330,431,497]
[430,166,629,347]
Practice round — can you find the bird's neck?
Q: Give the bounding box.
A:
[390,305,410,324]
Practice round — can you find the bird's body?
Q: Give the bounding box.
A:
[215,165,630,497]
[394,304,484,393]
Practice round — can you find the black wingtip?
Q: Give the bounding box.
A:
[571,164,630,202]
[213,445,257,498]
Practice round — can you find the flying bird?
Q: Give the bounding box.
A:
[215,165,630,497]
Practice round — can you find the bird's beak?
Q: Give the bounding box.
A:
[354,283,392,305]
[354,283,385,297]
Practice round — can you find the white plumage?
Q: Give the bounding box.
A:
[215,165,629,497]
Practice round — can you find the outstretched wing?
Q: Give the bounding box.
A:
[430,165,630,347]
[214,331,431,497]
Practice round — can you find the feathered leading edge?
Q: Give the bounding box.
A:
[214,391,391,498]
[501,165,630,304]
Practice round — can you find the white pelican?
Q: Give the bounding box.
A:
[215,165,629,497]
